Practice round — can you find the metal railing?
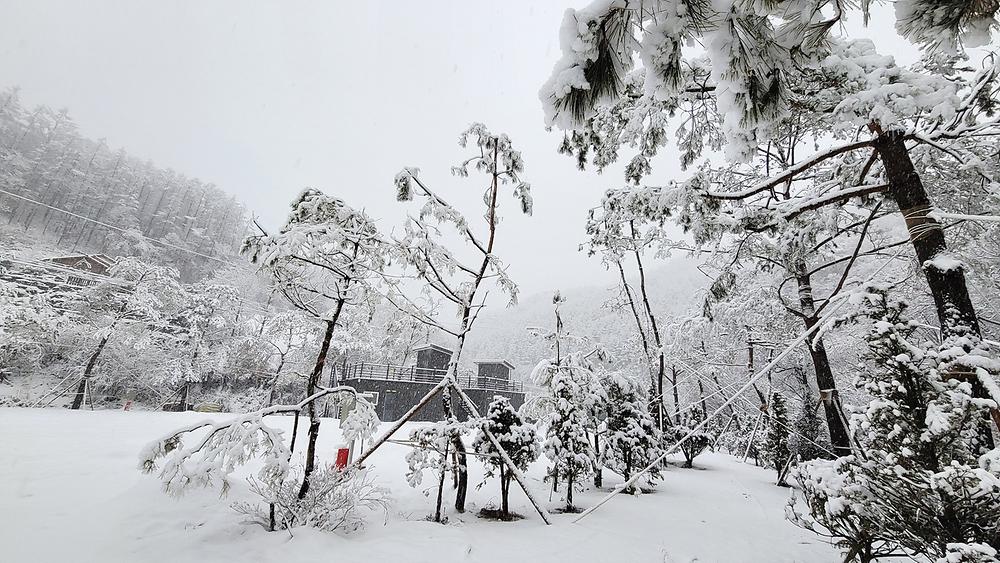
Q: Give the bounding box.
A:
[337,361,523,393]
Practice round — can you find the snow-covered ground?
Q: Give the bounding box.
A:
[0,408,841,562]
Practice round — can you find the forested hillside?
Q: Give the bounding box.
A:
[0,87,249,280]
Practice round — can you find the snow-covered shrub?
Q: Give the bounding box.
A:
[789,288,1000,562]
[235,466,389,532]
[140,389,377,498]
[0,281,66,381]
[405,420,471,490]
[602,374,663,492]
[664,410,711,468]
[735,424,767,466]
[472,395,540,518]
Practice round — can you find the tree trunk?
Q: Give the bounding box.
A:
[670,365,680,424]
[874,130,981,338]
[793,263,852,457]
[435,440,449,523]
[631,223,667,431]
[71,334,110,409]
[566,473,574,511]
[441,387,468,513]
[499,464,509,517]
[802,316,852,457]
[616,260,660,426]
[297,314,339,499]
[873,129,998,441]
[593,431,602,487]
[623,451,632,493]
[697,379,708,420]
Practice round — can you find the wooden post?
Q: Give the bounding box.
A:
[434,440,450,523]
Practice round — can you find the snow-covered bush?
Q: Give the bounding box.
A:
[602,373,663,492]
[727,420,766,466]
[472,395,540,518]
[789,288,1000,562]
[140,388,377,500]
[0,281,66,381]
[664,410,711,469]
[235,465,389,533]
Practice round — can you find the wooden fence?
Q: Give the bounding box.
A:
[336,361,523,392]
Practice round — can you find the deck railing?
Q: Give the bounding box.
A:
[336,361,523,393]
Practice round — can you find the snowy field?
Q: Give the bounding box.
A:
[0,408,841,562]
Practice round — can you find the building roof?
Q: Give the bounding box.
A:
[44,254,117,271]
[413,343,453,355]
[474,360,516,370]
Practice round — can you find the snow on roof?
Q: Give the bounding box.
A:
[89,254,117,268]
[45,254,117,268]
[413,343,453,355]
[474,360,515,370]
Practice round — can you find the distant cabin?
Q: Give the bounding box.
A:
[475,360,515,390]
[43,254,117,286]
[0,253,119,299]
[336,344,524,422]
[414,343,453,372]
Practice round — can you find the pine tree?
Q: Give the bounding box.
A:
[602,374,664,493]
[543,360,597,512]
[665,410,711,469]
[542,2,1000,452]
[389,123,533,514]
[531,292,604,512]
[764,392,791,485]
[789,288,1000,562]
[789,398,829,464]
[472,395,540,519]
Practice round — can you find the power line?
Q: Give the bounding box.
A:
[573,244,910,523]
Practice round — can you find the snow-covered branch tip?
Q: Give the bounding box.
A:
[138,386,371,497]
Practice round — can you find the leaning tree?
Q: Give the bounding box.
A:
[69,257,184,409]
[242,188,386,498]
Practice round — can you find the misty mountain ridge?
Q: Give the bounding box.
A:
[460,256,708,382]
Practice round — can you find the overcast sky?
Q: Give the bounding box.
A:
[0,1,917,297]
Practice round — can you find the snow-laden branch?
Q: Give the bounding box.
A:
[777,183,888,223]
[704,139,876,201]
[395,168,490,256]
[139,386,363,496]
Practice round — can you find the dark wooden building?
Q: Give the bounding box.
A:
[43,254,117,286]
[337,344,524,422]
